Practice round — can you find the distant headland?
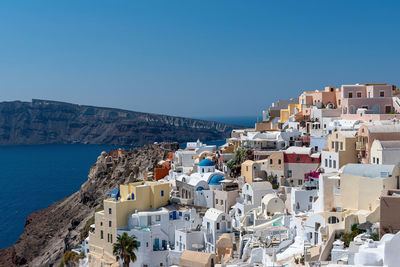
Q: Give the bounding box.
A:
[0,99,242,146]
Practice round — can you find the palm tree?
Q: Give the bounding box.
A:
[113,232,138,267]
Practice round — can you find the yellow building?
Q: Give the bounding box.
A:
[278,103,301,123]
[241,159,269,184]
[89,181,170,263]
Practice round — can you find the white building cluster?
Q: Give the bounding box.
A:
[82,83,400,267]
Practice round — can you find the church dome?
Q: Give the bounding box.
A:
[199,158,214,167]
[209,174,224,185]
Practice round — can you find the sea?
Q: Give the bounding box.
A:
[0,116,257,249]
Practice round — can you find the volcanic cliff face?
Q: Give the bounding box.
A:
[0,142,180,267]
[0,99,240,146]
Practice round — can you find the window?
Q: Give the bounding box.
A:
[138,241,141,247]
[215,199,218,205]
[331,141,334,149]
[156,215,161,221]
[340,142,343,150]
[278,159,282,165]
[373,157,376,163]
[109,208,112,215]
[246,166,248,171]
[333,160,336,169]
[222,215,225,220]
[328,216,339,224]
[220,199,223,205]
[357,91,362,98]
[325,159,328,167]
[329,159,332,168]
[216,223,220,230]
[380,91,385,97]
[315,222,321,231]
[100,230,103,239]
[227,221,231,229]
[298,180,303,185]
[146,242,149,247]
[309,196,313,202]
[161,190,164,197]
[100,222,103,226]
[348,92,353,98]
[377,158,380,164]
[270,159,273,164]
[296,157,300,162]
[109,221,112,227]
[288,170,292,178]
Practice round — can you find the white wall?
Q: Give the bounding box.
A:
[321,151,339,172]
[290,189,318,214]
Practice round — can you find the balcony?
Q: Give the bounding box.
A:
[356,141,366,150]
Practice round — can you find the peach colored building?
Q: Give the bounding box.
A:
[341,83,394,115]
[312,86,341,109]
[356,122,400,163]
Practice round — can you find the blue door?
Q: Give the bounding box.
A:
[162,240,167,250]
[154,238,159,250]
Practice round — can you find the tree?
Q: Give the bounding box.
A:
[113,232,139,267]
[267,174,280,189]
[59,251,84,267]
[227,147,251,177]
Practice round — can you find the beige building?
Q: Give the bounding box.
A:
[356,122,400,163]
[180,250,217,267]
[89,181,170,264]
[315,164,399,235]
[340,164,399,217]
[370,140,400,165]
[266,151,285,180]
[321,131,358,172]
[380,189,400,237]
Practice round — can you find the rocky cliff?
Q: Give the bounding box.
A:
[0,99,239,146]
[0,142,180,266]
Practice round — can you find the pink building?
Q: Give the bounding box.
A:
[341,83,394,115]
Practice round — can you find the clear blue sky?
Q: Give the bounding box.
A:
[0,1,399,117]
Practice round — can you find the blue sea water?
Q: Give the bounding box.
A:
[0,144,116,249]
[0,116,252,249]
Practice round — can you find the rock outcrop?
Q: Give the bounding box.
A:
[0,99,240,146]
[0,142,180,266]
